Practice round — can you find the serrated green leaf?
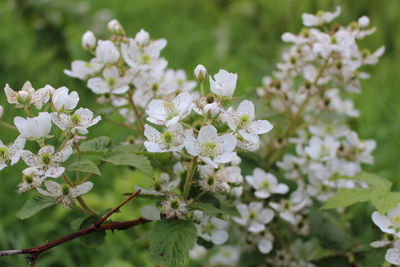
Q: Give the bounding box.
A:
[66,161,101,176]
[79,215,106,248]
[371,192,400,213]
[80,136,111,153]
[149,220,197,267]
[188,202,223,216]
[332,172,392,190]
[102,152,153,177]
[321,188,386,210]
[16,196,56,219]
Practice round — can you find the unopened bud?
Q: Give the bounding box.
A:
[358,16,370,28]
[81,31,96,50]
[135,29,150,46]
[107,19,124,34]
[193,64,208,83]
[17,91,29,104]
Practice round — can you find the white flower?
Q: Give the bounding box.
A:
[153,172,180,192]
[5,82,53,109]
[135,29,150,46]
[385,239,400,265]
[14,112,52,139]
[194,211,229,245]
[146,92,193,126]
[37,180,93,208]
[20,145,72,178]
[189,244,207,260]
[209,69,237,97]
[372,205,400,238]
[209,246,240,266]
[140,205,160,221]
[17,170,45,194]
[64,59,103,80]
[304,136,339,161]
[224,100,273,144]
[184,125,237,168]
[144,123,184,152]
[0,136,26,170]
[51,108,101,135]
[107,19,123,34]
[192,95,221,118]
[87,67,132,95]
[246,168,289,199]
[161,194,188,219]
[81,31,96,49]
[96,40,119,64]
[358,16,370,28]
[233,202,274,233]
[52,87,79,111]
[269,191,311,224]
[198,165,230,193]
[302,6,341,26]
[194,64,208,83]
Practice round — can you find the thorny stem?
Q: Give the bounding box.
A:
[182,157,198,200]
[127,90,145,134]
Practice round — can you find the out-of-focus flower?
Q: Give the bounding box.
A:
[14,112,52,139]
[82,31,96,49]
[52,87,79,112]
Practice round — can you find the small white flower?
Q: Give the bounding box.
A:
[37,180,93,208]
[52,87,79,111]
[14,112,52,139]
[233,202,274,233]
[193,64,208,83]
[51,108,101,135]
[209,69,237,97]
[184,125,237,168]
[64,59,103,80]
[140,205,161,220]
[5,82,53,109]
[0,136,26,170]
[194,211,229,245]
[161,194,188,219]
[192,95,221,118]
[198,165,230,193]
[302,6,341,26]
[372,205,400,238]
[246,168,289,199]
[87,67,132,95]
[81,31,96,49]
[224,100,273,144]
[96,40,119,64]
[269,191,311,224]
[144,123,184,152]
[146,92,193,126]
[21,145,72,178]
[209,246,240,266]
[304,136,340,161]
[107,19,123,34]
[153,172,180,192]
[189,244,207,260]
[17,170,45,194]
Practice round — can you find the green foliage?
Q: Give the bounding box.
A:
[102,152,153,177]
[149,219,197,267]
[323,172,400,213]
[16,195,56,220]
[66,160,101,176]
[79,215,106,248]
[79,136,111,154]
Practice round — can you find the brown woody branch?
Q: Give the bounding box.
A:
[0,190,145,266]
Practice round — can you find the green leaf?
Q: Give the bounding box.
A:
[188,202,223,216]
[371,192,400,213]
[80,136,111,153]
[112,144,146,153]
[149,220,197,267]
[332,172,392,190]
[321,188,386,210]
[79,215,106,248]
[16,196,56,219]
[66,161,101,176]
[102,152,153,177]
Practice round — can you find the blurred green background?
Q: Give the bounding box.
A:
[0,0,399,266]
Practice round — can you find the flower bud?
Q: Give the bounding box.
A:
[96,40,120,64]
[0,105,3,119]
[107,19,123,34]
[81,31,96,50]
[358,16,370,28]
[194,64,208,83]
[135,29,150,46]
[17,91,30,104]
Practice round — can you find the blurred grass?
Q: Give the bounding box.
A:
[0,0,399,265]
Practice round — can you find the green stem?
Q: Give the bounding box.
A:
[182,157,198,200]
[200,82,205,96]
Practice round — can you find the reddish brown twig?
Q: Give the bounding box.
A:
[0,190,143,266]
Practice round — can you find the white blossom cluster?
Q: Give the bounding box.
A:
[0,81,98,207]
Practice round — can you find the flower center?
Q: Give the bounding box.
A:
[170,199,180,210]
[62,184,70,196]
[107,77,116,87]
[262,180,270,189]
[71,113,82,125]
[202,142,217,157]
[391,215,400,226]
[207,176,215,186]
[0,147,9,159]
[41,152,52,166]
[141,54,151,64]
[162,131,174,144]
[249,211,257,220]
[23,175,33,184]
[239,114,251,127]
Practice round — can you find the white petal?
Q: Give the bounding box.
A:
[140,205,161,220]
